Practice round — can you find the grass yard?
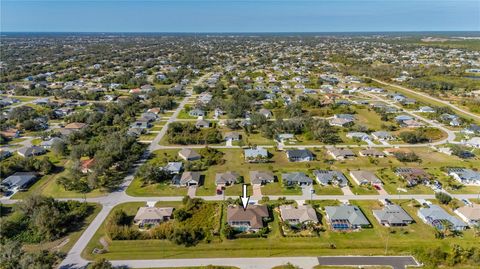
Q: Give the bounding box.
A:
[127,178,188,196]
[139,133,158,141]
[354,108,385,130]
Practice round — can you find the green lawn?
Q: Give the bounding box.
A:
[127,178,188,196]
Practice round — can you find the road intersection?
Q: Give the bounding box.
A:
[2,77,478,269]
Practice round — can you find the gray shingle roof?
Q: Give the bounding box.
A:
[325,205,370,226]
[373,205,413,225]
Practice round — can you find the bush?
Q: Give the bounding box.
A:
[436,192,452,204]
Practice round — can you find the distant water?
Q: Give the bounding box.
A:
[464,76,480,80]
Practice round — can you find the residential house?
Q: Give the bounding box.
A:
[172,171,201,186]
[64,122,87,130]
[195,119,210,129]
[325,205,371,230]
[249,171,275,185]
[373,205,414,226]
[349,170,382,185]
[189,108,205,117]
[327,148,356,160]
[1,172,37,191]
[134,207,174,227]
[140,112,158,122]
[329,117,353,127]
[454,204,480,226]
[258,108,272,118]
[163,162,183,175]
[40,137,63,149]
[80,158,95,174]
[313,170,348,187]
[465,137,480,148]
[448,168,480,185]
[418,205,467,231]
[0,128,20,139]
[346,132,370,141]
[17,146,46,158]
[395,167,431,187]
[227,205,269,232]
[244,147,269,163]
[462,124,480,135]
[402,119,424,128]
[418,106,436,113]
[178,148,201,161]
[215,171,240,186]
[285,149,314,162]
[282,172,313,186]
[395,115,413,123]
[372,131,395,141]
[0,150,12,160]
[130,121,150,129]
[279,205,319,226]
[276,133,295,143]
[359,149,386,158]
[224,132,241,141]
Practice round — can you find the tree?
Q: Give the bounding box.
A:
[223,224,236,239]
[436,192,452,204]
[0,240,60,269]
[88,258,114,269]
[136,163,171,185]
[51,140,67,156]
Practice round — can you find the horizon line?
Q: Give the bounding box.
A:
[2,30,480,35]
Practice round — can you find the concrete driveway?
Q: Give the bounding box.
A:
[252,184,262,198]
[187,186,197,197]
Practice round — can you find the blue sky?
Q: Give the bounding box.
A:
[1,0,479,32]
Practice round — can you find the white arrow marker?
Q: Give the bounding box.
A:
[240,184,250,210]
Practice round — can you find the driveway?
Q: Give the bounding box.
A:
[252,184,262,198]
[318,256,420,269]
[187,186,197,197]
[377,185,389,195]
[341,186,354,195]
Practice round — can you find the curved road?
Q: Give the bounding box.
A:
[371,78,480,122]
[1,74,471,269]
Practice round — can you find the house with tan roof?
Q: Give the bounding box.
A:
[227,205,269,232]
[250,171,275,185]
[215,171,240,186]
[134,207,174,227]
[349,170,382,185]
[178,148,201,161]
[327,148,356,160]
[454,204,480,226]
[279,205,319,227]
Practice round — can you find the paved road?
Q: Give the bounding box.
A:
[6,74,471,269]
[110,257,320,269]
[318,256,420,269]
[149,73,211,152]
[361,91,456,144]
[371,78,480,122]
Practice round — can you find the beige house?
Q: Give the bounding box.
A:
[134,207,174,227]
